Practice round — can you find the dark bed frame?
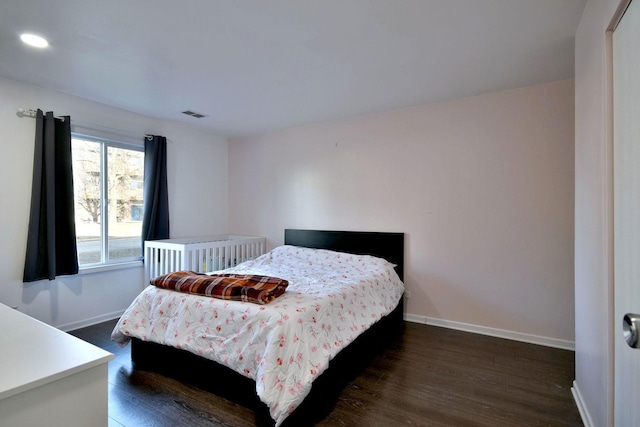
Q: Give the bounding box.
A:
[130,229,405,426]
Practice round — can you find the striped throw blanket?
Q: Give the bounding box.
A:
[150,271,288,304]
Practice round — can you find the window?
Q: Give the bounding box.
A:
[72,134,144,267]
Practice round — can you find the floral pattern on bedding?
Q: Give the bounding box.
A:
[111,245,404,426]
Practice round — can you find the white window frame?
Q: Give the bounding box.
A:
[72,132,144,272]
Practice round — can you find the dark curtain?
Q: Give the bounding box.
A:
[23,110,79,282]
[141,135,170,252]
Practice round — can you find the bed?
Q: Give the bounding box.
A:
[111,229,405,426]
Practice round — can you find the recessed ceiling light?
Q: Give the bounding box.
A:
[20,33,49,48]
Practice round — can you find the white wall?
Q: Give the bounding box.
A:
[574,0,621,425]
[229,80,575,346]
[0,77,228,329]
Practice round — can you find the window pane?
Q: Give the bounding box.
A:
[72,138,102,265]
[107,146,144,261]
[72,136,144,267]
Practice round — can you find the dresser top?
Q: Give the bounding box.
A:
[0,303,114,400]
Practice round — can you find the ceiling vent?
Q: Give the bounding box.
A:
[182,110,208,118]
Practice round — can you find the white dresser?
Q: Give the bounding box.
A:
[0,304,113,426]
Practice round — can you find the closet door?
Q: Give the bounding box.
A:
[613,0,640,424]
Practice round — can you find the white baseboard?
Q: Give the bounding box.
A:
[404,313,575,351]
[57,310,125,332]
[571,381,594,427]
[57,310,576,350]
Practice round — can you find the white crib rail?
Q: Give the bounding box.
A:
[144,235,266,285]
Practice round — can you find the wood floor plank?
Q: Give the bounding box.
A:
[69,319,582,426]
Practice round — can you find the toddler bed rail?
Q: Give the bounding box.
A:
[144,235,266,285]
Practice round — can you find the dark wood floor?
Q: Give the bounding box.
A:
[69,319,582,427]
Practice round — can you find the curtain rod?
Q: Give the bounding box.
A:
[16,108,157,141]
[17,108,66,121]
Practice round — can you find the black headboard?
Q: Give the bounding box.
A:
[284,229,404,281]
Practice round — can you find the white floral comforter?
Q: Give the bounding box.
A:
[111,245,404,426]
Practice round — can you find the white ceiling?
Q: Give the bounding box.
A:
[0,0,586,137]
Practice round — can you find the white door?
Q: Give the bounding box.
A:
[614,0,640,425]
